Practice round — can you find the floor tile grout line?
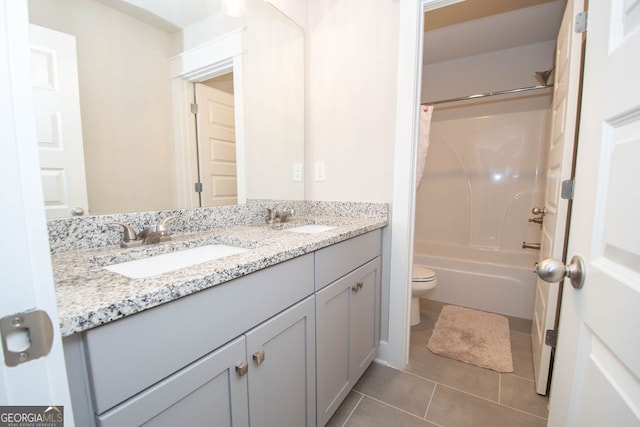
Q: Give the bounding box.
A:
[401,371,548,421]
[355,391,442,425]
[423,382,437,421]
[409,325,548,421]
[340,391,365,427]
[506,372,539,382]
[494,401,549,421]
[408,346,536,383]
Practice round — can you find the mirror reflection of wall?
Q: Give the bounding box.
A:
[29,0,177,217]
[28,0,304,218]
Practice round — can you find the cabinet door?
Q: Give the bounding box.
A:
[97,337,249,427]
[349,258,380,381]
[316,258,381,427]
[316,277,351,427]
[245,296,316,427]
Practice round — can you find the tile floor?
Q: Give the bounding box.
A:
[326,301,549,427]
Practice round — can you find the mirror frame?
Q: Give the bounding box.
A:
[170,29,247,208]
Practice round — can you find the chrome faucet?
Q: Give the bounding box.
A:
[522,241,541,250]
[108,216,179,248]
[277,206,295,223]
[266,206,295,224]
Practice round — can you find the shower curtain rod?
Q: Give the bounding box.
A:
[422,84,553,106]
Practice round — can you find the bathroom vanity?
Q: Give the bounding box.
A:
[51,205,386,427]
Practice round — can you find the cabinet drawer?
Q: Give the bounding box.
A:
[85,253,314,414]
[314,229,381,290]
[97,336,249,427]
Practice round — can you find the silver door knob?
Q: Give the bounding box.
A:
[71,207,85,216]
[535,256,586,289]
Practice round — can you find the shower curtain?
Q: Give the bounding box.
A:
[416,105,433,188]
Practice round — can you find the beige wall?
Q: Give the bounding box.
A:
[244,1,305,200]
[29,0,176,215]
[306,0,400,203]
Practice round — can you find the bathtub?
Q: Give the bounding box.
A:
[413,241,538,320]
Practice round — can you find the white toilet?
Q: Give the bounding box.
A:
[411,264,437,326]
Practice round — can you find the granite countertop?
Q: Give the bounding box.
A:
[53,215,387,336]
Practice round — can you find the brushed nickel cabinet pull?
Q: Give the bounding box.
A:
[235,361,248,376]
[253,350,265,366]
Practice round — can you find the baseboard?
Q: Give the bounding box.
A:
[375,340,389,366]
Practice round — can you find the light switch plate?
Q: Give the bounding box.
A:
[292,163,303,182]
[314,161,326,181]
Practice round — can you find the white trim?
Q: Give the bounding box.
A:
[388,0,456,368]
[169,29,245,80]
[232,55,247,204]
[171,29,247,207]
[172,79,199,209]
[0,0,73,415]
[387,0,424,369]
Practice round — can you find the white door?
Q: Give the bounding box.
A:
[30,25,89,219]
[547,1,640,425]
[0,0,73,422]
[531,0,584,396]
[195,83,238,207]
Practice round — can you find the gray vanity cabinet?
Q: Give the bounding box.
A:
[245,295,316,427]
[64,254,315,427]
[96,295,316,427]
[316,257,381,427]
[63,229,383,427]
[96,336,250,427]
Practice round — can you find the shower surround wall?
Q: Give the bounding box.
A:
[414,108,549,319]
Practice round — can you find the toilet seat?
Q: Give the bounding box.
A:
[413,264,436,282]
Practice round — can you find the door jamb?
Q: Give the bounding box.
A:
[170,29,246,208]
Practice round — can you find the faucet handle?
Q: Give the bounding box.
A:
[266,208,277,223]
[282,206,295,215]
[155,215,179,242]
[107,222,141,247]
[531,207,546,216]
[157,215,179,233]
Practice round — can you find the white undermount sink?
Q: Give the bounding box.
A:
[104,244,248,279]
[284,224,337,234]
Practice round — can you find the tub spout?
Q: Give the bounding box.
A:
[522,241,541,250]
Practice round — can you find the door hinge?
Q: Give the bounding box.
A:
[545,329,558,347]
[194,182,203,193]
[561,179,575,200]
[575,11,588,33]
[190,103,199,114]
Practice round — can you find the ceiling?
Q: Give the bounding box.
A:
[96,0,221,32]
[97,0,566,63]
[423,0,566,65]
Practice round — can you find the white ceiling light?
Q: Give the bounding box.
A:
[222,0,246,17]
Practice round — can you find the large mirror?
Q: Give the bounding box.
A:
[28,0,305,218]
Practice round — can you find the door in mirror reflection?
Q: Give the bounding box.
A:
[30,24,88,219]
[195,81,238,207]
